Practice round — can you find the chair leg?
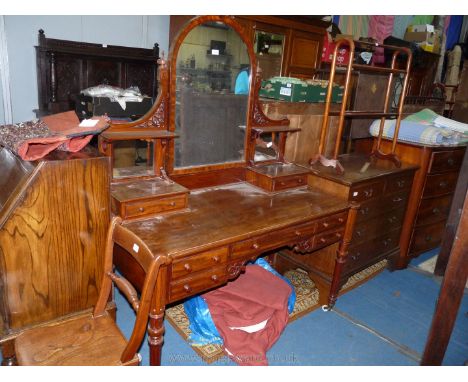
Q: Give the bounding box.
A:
[1,339,17,366]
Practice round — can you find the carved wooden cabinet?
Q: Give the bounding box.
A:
[0,147,110,348]
[276,154,417,303]
[376,139,467,269]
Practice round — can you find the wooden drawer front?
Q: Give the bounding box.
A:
[272,175,307,191]
[385,173,413,195]
[315,211,348,234]
[416,194,453,227]
[429,149,464,174]
[423,173,459,198]
[313,228,344,250]
[349,181,385,202]
[410,221,447,256]
[345,229,400,273]
[353,207,405,244]
[231,220,317,260]
[124,194,187,219]
[171,247,228,280]
[169,266,227,303]
[356,190,408,223]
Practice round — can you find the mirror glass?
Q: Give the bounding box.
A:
[112,140,154,178]
[174,21,250,168]
[254,30,284,80]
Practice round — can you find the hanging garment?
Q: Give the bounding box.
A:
[203,265,292,366]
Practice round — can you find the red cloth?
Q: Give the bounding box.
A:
[203,265,291,366]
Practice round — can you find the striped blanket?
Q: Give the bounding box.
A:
[369,109,468,146]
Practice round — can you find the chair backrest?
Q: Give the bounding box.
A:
[93,216,170,364]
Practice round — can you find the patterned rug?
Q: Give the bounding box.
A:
[166,260,388,363]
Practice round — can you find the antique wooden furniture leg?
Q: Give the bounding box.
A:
[324,202,360,310]
[420,188,468,365]
[1,339,17,366]
[148,266,168,366]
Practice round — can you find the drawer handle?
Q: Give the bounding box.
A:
[252,243,260,250]
[447,158,455,166]
[388,216,397,223]
[138,207,145,212]
[364,189,373,198]
[351,254,359,261]
[432,208,440,215]
[295,230,301,236]
[338,217,344,223]
[183,284,192,293]
[320,237,327,243]
[335,232,342,238]
[356,230,362,237]
[184,263,192,272]
[392,197,403,202]
[297,178,304,184]
[425,235,432,242]
[383,239,390,247]
[211,275,219,282]
[397,180,405,188]
[322,222,329,228]
[169,201,176,207]
[280,181,286,186]
[360,207,369,215]
[212,256,220,263]
[439,181,448,188]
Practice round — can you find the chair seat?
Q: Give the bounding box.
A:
[15,312,139,366]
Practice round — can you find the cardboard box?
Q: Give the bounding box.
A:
[407,24,435,33]
[260,79,343,103]
[404,24,439,53]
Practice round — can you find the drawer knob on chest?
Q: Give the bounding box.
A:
[432,208,440,215]
[184,263,192,272]
[320,237,327,243]
[425,235,432,242]
[447,158,455,166]
[351,253,359,261]
[280,181,286,186]
[364,189,373,198]
[335,232,342,238]
[297,179,304,184]
[392,197,403,203]
[183,284,192,293]
[355,230,362,237]
[138,207,145,212]
[212,256,220,263]
[338,217,344,223]
[383,238,391,247]
[439,181,448,188]
[211,275,218,282]
[169,201,176,207]
[397,180,405,188]
[322,222,329,228]
[360,207,369,215]
[294,230,301,236]
[388,216,397,223]
[252,243,260,250]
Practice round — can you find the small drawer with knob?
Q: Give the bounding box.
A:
[171,247,228,279]
[416,194,452,227]
[349,181,384,203]
[422,172,459,198]
[169,266,227,303]
[385,173,413,194]
[429,149,464,174]
[272,175,307,191]
[123,193,188,219]
[410,221,446,255]
[352,207,405,244]
[312,228,345,250]
[315,211,347,234]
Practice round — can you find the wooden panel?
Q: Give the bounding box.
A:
[385,172,414,194]
[356,190,409,223]
[272,174,307,191]
[416,194,453,227]
[123,193,187,219]
[352,207,406,244]
[349,180,385,203]
[0,150,110,334]
[315,211,348,234]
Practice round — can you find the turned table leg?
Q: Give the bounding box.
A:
[326,202,359,310]
[148,266,168,366]
[1,339,17,366]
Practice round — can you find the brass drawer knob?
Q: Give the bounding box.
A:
[447,158,454,166]
[392,197,403,203]
[335,232,342,238]
[184,263,192,272]
[425,235,432,242]
[356,230,362,237]
[320,237,327,243]
[252,243,260,250]
[211,275,218,282]
[432,208,440,214]
[297,178,304,184]
[183,284,192,293]
[322,222,329,228]
[280,181,286,186]
[212,256,220,263]
[364,189,373,198]
[439,181,448,188]
[169,201,176,207]
[397,180,405,188]
[138,207,145,212]
[295,230,301,236]
[360,207,369,215]
[338,217,344,223]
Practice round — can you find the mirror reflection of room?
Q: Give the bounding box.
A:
[175,22,250,168]
[112,140,154,179]
[254,30,285,80]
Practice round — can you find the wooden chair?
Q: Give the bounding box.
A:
[13,216,169,366]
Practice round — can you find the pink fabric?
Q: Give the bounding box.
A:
[203,265,292,366]
[368,15,395,43]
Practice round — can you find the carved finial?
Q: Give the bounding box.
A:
[39,29,44,35]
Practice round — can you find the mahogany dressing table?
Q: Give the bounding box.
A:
[99,16,358,366]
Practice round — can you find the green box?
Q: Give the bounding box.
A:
[260,79,343,103]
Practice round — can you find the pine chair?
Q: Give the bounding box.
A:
[14,216,170,366]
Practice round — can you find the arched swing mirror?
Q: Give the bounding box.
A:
[170,17,253,170]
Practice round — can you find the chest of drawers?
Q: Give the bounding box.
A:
[376,139,466,269]
[275,153,417,304]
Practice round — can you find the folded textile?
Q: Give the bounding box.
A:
[203,265,291,366]
[369,119,467,146]
[404,108,468,134]
[0,111,109,161]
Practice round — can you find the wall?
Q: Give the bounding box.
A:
[1,15,170,123]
